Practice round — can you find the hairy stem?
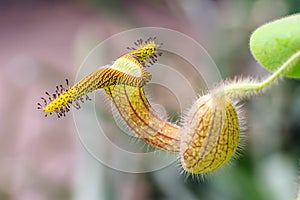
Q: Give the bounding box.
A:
[224,50,300,100]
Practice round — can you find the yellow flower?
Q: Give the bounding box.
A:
[38,37,298,175]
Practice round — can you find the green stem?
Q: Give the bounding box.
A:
[224,50,300,100]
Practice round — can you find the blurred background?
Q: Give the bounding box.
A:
[1,0,300,200]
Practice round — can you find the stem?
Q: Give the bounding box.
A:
[224,50,300,100]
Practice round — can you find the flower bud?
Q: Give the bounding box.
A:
[180,93,241,174]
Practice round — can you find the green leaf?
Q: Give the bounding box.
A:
[250,13,300,78]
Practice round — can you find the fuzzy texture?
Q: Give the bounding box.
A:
[180,93,240,174]
[222,50,300,101]
[221,76,263,100]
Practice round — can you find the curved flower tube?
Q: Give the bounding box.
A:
[37,38,300,174]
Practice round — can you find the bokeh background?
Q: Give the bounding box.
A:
[1,0,300,200]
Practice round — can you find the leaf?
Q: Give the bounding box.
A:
[250,13,300,78]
